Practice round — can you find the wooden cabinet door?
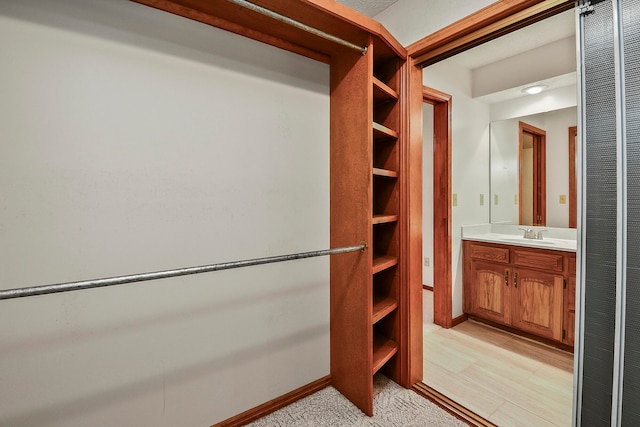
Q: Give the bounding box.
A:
[511,268,563,341]
[468,261,510,325]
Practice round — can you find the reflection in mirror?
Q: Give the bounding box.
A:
[490,106,576,227]
[519,121,546,226]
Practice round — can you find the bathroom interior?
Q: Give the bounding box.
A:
[420,8,577,426]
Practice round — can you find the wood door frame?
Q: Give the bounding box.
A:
[569,126,577,228]
[518,121,547,226]
[422,87,452,328]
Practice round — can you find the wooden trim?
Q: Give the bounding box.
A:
[132,0,406,64]
[302,0,406,56]
[452,313,468,327]
[423,284,434,291]
[412,382,498,427]
[422,86,452,104]
[400,60,425,387]
[423,86,453,329]
[518,125,524,225]
[408,0,575,67]
[539,132,547,226]
[212,376,332,426]
[569,126,577,228]
[133,0,328,63]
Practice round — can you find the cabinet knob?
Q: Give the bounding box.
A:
[505,270,509,287]
[514,272,518,288]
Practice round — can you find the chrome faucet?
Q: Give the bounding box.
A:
[519,227,547,240]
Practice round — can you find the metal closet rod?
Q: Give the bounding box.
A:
[0,244,367,301]
[227,0,368,55]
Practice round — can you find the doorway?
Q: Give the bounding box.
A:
[519,122,547,226]
[410,4,578,424]
[422,86,452,328]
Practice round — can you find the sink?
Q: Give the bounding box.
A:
[501,237,556,245]
[461,226,577,252]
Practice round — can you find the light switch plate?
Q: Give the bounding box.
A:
[559,194,567,204]
[480,194,485,205]
[453,193,458,206]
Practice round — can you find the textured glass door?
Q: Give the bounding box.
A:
[577,0,640,425]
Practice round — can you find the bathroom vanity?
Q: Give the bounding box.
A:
[462,225,576,348]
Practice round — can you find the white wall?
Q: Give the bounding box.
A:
[489,119,520,224]
[423,62,491,318]
[0,1,330,426]
[544,107,577,227]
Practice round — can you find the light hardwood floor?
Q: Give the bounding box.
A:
[422,290,574,427]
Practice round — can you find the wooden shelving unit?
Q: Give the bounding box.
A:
[329,34,406,417]
[371,44,402,389]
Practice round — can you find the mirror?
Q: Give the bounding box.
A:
[490,106,577,227]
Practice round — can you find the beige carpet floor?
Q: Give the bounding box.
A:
[246,374,467,426]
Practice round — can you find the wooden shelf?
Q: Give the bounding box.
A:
[373,167,398,178]
[372,334,398,375]
[373,76,399,102]
[373,295,398,324]
[372,256,398,274]
[372,214,398,225]
[373,122,399,140]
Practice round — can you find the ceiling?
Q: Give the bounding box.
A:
[448,9,576,69]
[451,9,576,104]
[336,0,400,18]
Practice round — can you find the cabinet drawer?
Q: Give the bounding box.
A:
[467,243,509,263]
[513,249,563,272]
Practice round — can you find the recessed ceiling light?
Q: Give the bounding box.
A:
[522,85,548,95]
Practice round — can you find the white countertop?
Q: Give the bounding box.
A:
[461,224,577,252]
